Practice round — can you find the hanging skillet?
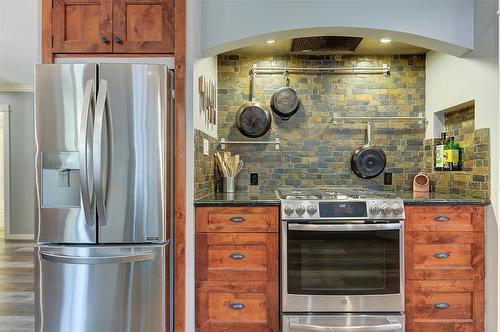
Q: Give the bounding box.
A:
[236,71,272,138]
[270,71,301,120]
[351,122,386,179]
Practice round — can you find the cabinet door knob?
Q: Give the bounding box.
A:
[229,253,245,260]
[100,36,109,44]
[433,252,450,259]
[114,36,123,44]
[434,302,450,309]
[229,216,245,223]
[434,215,450,222]
[229,303,245,310]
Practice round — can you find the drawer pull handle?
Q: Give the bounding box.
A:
[434,302,450,309]
[229,303,246,310]
[229,216,245,223]
[434,216,450,222]
[229,253,245,260]
[433,252,450,259]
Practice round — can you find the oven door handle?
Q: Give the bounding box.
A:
[288,322,402,331]
[288,223,401,232]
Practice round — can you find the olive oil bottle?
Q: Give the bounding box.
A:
[444,136,459,171]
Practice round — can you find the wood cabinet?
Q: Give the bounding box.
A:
[405,205,485,332]
[195,206,279,332]
[50,0,174,54]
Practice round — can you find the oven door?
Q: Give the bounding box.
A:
[282,221,404,312]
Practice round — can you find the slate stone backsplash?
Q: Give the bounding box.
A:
[423,105,489,199]
[217,54,426,192]
[194,129,218,199]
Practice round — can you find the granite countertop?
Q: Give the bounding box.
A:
[194,190,490,206]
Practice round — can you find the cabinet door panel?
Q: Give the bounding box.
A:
[196,281,279,332]
[113,0,174,53]
[405,231,484,280]
[53,0,112,53]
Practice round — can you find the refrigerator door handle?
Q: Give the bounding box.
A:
[93,79,108,226]
[79,79,95,227]
[40,251,155,264]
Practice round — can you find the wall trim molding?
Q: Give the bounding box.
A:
[0,84,33,93]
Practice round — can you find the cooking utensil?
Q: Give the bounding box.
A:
[351,122,386,179]
[236,72,271,138]
[270,72,301,120]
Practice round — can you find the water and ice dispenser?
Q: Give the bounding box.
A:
[41,152,81,208]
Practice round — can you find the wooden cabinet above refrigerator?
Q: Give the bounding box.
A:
[45,0,174,59]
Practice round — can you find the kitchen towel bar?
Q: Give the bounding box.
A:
[219,137,280,150]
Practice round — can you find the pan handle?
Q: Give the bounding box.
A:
[367,121,372,145]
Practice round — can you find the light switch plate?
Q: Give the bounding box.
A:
[203,138,209,155]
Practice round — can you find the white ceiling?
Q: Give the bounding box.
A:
[0,0,40,89]
[224,37,428,56]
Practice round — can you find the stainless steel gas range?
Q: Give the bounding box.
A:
[278,187,405,332]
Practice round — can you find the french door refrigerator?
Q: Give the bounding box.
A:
[34,63,173,332]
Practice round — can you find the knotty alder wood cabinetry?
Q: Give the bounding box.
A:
[51,0,174,54]
[405,205,485,332]
[195,206,279,332]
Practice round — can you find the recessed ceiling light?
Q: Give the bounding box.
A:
[266,40,276,44]
[380,38,392,44]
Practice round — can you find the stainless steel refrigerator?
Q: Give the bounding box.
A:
[34,63,173,332]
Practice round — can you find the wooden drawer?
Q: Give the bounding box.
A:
[405,206,484,232]
[405,232,484,280]
[196,281,279,332]
[406,280,484,332]
[196,233,278,281]
[196,207,279,233]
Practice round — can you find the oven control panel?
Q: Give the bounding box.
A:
[281,199,405,220]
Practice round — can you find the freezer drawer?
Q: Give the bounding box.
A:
[35,244,167,332]
[282,314,404,332]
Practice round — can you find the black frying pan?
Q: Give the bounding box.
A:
[270,74,301,120]
[351,122,386,179]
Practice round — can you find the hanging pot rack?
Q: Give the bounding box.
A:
[250,64,390,76]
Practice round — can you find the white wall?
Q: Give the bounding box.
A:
[201,0,474,56]
[0,0,39,89]
[425,0,498,330]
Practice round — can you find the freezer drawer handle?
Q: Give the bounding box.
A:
[433,252,450,259]
[40,252,155,265]
[229,253,245,260]
[434,215,450,222]
[288,322,402,331]
[434,302,450,309]
[229,216,245,223]
[228,303,246,310]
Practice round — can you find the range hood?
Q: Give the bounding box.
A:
[290,36,363,54]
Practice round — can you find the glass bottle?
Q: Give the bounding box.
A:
[444,136,458,171]
[434,132,447,171]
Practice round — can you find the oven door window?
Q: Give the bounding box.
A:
[287,226,400,295]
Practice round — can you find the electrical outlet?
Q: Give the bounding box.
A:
[384,172,392,185]
[203,138,209,156]
[250,173,258,186]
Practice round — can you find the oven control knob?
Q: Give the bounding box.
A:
[284,205,294,216]
[381,204,391,215]
[370,205,381,215]
[391,204,404,215]
[307,204,318,215]
[295,205,306,216]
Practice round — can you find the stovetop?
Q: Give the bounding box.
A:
[278,187,404,220]
[277,187,398,200]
